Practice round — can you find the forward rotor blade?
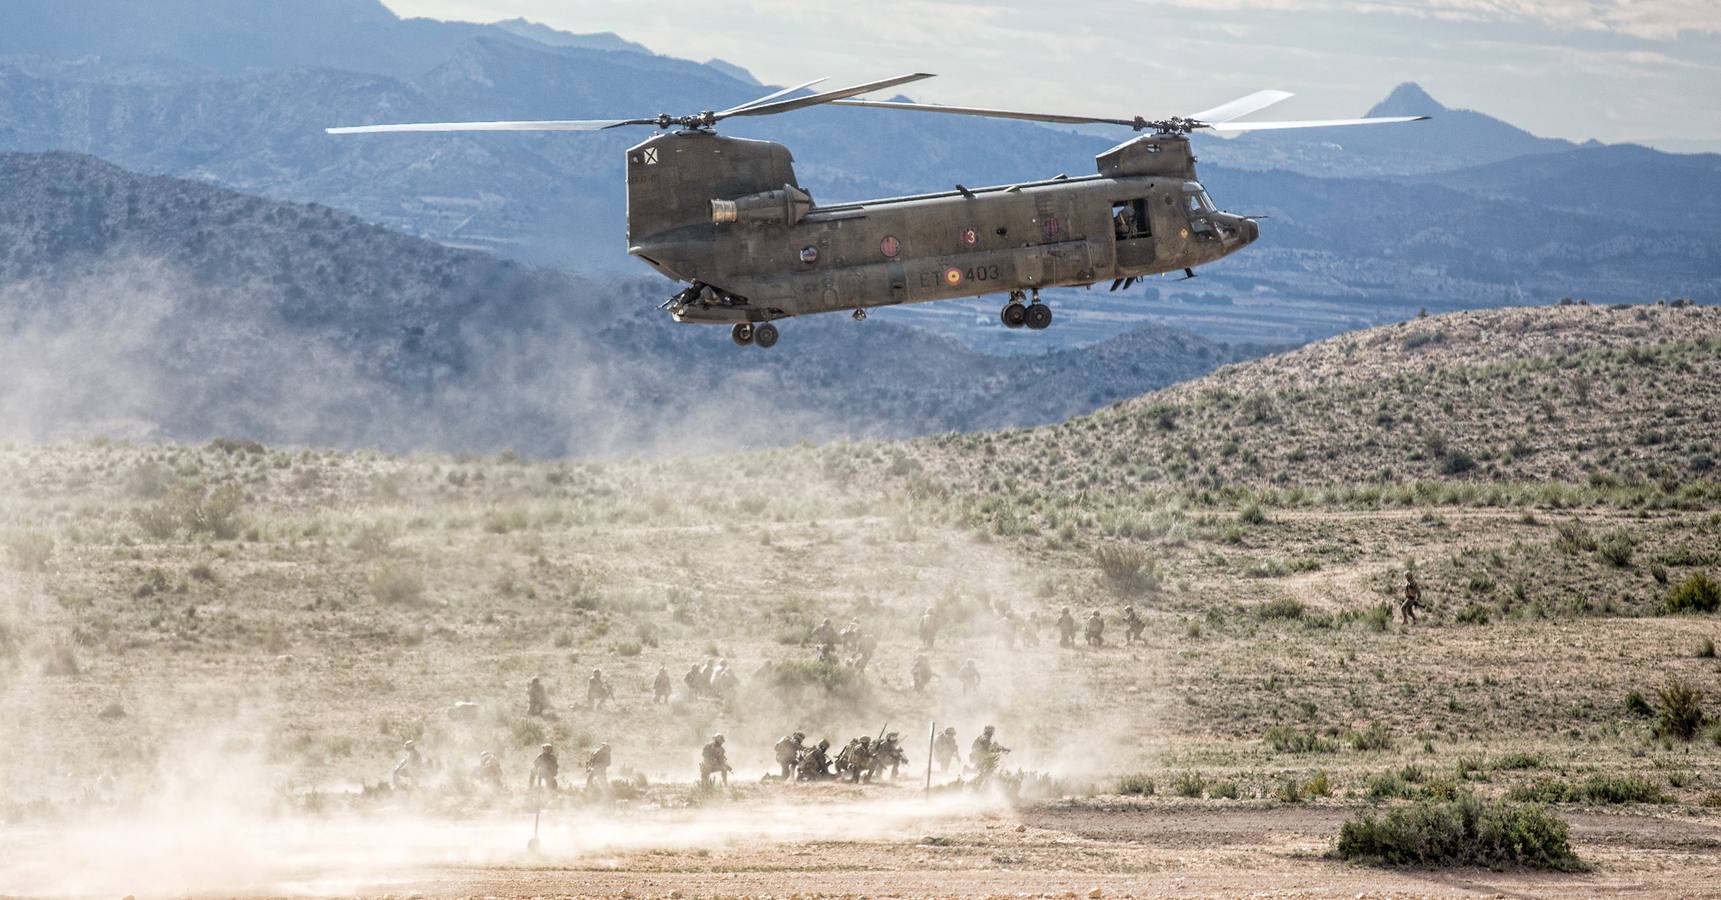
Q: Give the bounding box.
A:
[1187,89,1294,124]
[719,72,937,120]
[1206,115,1429,132]
[717,76,830,116]
[326,118,642,134]
[830,98,1143,128]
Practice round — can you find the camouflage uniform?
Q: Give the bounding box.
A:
[836,736,875,783]
[475,751,504,790]
[529,743,559,791]
[933,727,960,772]
[1123,606,1146,644]
[527,676,549,717]
[1085,610,1106,647]
[798,740,834,780]
[652,666,673,703]
[1056,608,1077,648]
[587,668,613,710]
[1401,572,1423,624]
[812,618,838,648]
[870,732,908,780]
[585,743,612,794]
[774,732,806,780]
[969,726,1009,785]
[700,734,731,786]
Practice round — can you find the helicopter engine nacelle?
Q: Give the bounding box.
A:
[711,185,812,226]
[1096,133,1198,180]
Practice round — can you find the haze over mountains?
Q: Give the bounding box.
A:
[1,0,1715,350]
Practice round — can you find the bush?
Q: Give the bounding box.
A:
[1455,603,1491,625]
[1257,597,1306,620]
[1349,722,1394,752]
[1623,690,1654,717]
[1597,529,1635,568]
[1094,544,1158,596]
[1507,776,1666,805]
[1656,680,1707,741]
[1699,637,1716,659]
[1362,603,1391,632]
[767,660,871,704]
[1172,771,1206,798]
[1264,725,1336,754]
[1492,752,1542,771]
[1208,781,1240,800]
[1665,573,1720,614]
[1335,794,1582,870]
[369,564,427,606]
[1366,771,1410,801]
[1118,774,1155,796]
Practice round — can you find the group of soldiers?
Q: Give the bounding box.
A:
[768,724,1008,785]
[679,658,744,701]
[812,618,882,670]
[1049,606,1147,648]
[389,738,613,797]
[526,669,615,717]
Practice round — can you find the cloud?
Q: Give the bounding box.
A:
[1132,0,1721,39]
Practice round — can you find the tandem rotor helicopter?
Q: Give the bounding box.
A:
[330,74,1426,348]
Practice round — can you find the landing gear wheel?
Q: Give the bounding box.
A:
[754,322,779,348]
[1025,303,1053,330]
[1001,303,1028,329]
[731,323,754,346]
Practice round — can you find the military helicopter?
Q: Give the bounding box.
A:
[329,74,1426,348]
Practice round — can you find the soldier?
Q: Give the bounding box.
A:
[933,727,960,773]
[700,734,731,786]
[870,731,908,780]
[1401,571,1423,625]
[1085,610,1106,647]
[969,725,1010,785]
[812,617,838,647]
[910,655,935,693]
[652,665,673,703]
[392,739,423,790]
[918,606,939,650]
[816,642,839,664]
[840,620,862,651]
[774,731,806,780]
[799,739,834,780]
[474,750,504,791]
[836,736,874,783]
[587,668,613,710]
[958,658,980,696]
[698,658,717,695]
[527,675,549,717]
[1122,606,1146,645]
[529,742,559,792]
[684,663,704,698]
[856,630,879,671]
[712,661,740,698]
[585,743,612,796]
[1056,607,1077,648]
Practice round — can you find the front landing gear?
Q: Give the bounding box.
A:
[1001,290,1052,331]
[732,322,779,348]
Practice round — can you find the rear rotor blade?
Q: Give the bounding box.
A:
[831,98,1143,128]
[326,118,643,134]
[719,72,936,121]
[1187,90,1294,124]
[1205,115,1429,132]
[717,76,830,116]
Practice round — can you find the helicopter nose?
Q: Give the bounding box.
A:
[1241,217,1260,244]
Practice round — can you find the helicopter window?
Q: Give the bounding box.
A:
[1111,199,1151,240]
[1182,182,1216,214]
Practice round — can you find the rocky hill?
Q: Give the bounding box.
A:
[0,151,1255,453]
[911,303,1721,495]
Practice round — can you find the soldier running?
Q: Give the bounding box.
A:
[585,743,612,796]
[1401,571,1424,624]
[1056,607,1077,647]
[958,658,980,695]
[969,725,1010,786]
[774,731,806,780]
[910,655,934,693]
[587,668,614,710]
[870,731,908,780]
[652,665,673,703]
[391,739,423,790]
[529,742,559,792]
[700,734,732,786]
[933,727,961,773]
[1122,605,1146,644]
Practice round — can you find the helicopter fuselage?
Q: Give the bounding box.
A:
[626,129,1258,327]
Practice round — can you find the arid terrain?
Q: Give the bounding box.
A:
[2,302,1719,897]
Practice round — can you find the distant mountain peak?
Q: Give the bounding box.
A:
[1369,82,1446,118]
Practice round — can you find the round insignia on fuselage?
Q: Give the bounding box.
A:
[880,235,900,258]
[943,267,963,286]
[800,245,819,264]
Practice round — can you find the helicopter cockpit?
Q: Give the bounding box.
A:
[1182,181,1219,237]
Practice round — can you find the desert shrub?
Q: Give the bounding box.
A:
[1366,771,1410,801]
[767,660,871,704]
[369,564,427,606]
[1172,771,1206,798]
[1208,781,1240,800]
[1597,529,1635,567]
[1492,752,1542,771]
[1257,597,1305,620]
[1275,777,1306,803]
[183,485,246,539]
[1656,680,1707,741]
[1239,503,1267,525]
[1307,770,1331,797]
[1698,637,1716,659]
[1335,793,1581,870]
[1554,520,1596,554]
[1437,449,1477,476]
[1362,603,1391,632]
[1349,722,1394,752]
[1264,725,1336,754]
[1094,544,1157,596]
[4,532,54,572]
[1508,776,1666,805]
[1118,774,1155,796]
[1664,573,1720,614]
[1623,689,1654,717]
[1455,603,1491,625]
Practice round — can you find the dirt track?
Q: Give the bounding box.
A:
[392,803,1721,899]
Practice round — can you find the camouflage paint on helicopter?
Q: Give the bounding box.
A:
[330,75,1424,348]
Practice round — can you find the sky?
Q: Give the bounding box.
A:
[381,0,1721,152]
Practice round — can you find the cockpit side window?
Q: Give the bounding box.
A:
[1182,182,1216,214]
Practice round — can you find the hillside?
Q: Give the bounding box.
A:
[0,151,1255,453]
[909,304,1721,496]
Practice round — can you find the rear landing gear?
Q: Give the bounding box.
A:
[1025,302,1053,330]
[1002,290,1052,331]
[732,322,779,348]
[1001,302,1027,329]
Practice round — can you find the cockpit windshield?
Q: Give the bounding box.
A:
[1182,182,1216,214]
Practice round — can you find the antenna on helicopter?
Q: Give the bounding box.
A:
[326,73,936,135]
